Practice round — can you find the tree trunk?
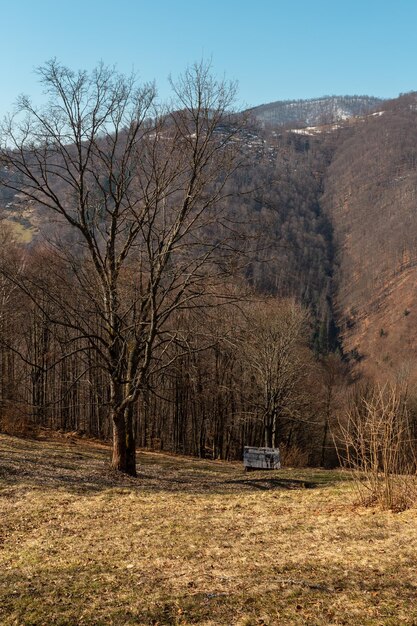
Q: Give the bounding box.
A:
[111,403,137,476]
[109,369,138,476]
[320,418,329,468]
[125,403,137,477]
[112,417,138,476]
[321,385,332,467]
[111,413,127,472]
[264,416,273,448]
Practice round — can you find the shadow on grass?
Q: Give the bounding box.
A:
[226,477,318,490]
[0,434,350,496]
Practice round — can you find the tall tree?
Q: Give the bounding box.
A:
[237,298,311,448]
[0,60,243,475]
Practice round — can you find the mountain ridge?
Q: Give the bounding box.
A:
[247,94,385,127]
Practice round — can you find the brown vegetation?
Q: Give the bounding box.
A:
[0,60,248,475]
[337,382,417,511]
[321,93,417,381]
[2,432,417,625]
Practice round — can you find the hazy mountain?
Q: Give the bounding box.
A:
[247,95,384,127]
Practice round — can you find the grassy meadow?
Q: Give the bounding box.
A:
[1,432,417,625]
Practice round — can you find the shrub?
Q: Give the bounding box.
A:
[337,383,417,511]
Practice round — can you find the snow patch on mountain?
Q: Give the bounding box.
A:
[248,95,384,128]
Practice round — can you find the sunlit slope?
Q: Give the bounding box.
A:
[323,94,417,378]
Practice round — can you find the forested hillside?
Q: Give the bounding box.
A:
[322,93,417,380]
[247,91,417,383]
[1,77,417,470]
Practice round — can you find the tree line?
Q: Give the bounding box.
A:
[0,226,345,468]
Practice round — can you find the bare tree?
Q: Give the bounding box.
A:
[237,298,311,448]
[338,382,417,510]
[0,60,243,475]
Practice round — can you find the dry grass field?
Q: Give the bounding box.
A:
[1,432,417,625]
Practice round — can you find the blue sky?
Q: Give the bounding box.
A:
[1,0,416,116]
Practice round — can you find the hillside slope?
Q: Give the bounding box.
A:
[322,94,417,379]
[3,92,417,379]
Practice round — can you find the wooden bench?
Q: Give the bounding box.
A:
[243,446,281,471]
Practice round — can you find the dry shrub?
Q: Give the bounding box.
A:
[0,404,33,437]
[280,444,309,467]
[338,382,417,511]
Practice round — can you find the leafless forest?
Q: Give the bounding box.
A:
[2,63,417,490]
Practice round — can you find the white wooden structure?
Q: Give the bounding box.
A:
[243,446,281,471]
